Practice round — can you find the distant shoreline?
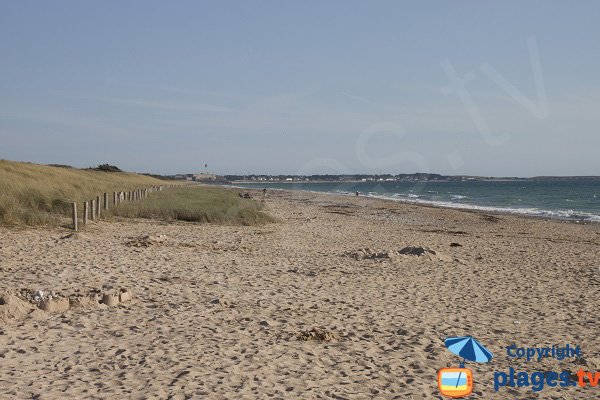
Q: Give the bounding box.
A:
[227,176,600,184]
[228,179,530,184]
[228,180,600,224]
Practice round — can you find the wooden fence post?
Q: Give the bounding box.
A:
[104,193,109,210]
[83,201,89,225]
[113,192,117,205]
[91,199,96,221]
[96,195,101,218]
[72,203,78,231]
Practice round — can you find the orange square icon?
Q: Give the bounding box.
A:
[438,367,473,398]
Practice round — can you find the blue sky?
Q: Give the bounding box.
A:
[1,1,599,176]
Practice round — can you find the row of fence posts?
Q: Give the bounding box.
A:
[71,185,175,231]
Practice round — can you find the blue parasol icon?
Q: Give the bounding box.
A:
[444,336,493,388]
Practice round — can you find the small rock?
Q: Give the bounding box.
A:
[397,246,436,256]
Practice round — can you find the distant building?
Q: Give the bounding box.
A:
[193,173,217,181]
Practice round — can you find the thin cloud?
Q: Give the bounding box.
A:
[76,95,235,113]
[340,91,370,103]
[103,79,253,101]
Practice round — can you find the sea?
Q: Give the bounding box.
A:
[233,179,600,222]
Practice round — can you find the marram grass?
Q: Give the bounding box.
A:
[112,187,275,225]
[0,160,272,227]
[0,160,163,226]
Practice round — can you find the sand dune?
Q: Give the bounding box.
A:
[1,189,599,399]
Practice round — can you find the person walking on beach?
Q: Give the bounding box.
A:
[263,188,267,198]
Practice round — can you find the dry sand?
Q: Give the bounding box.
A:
[1,189,599,399]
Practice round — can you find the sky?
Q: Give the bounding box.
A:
[1,1,599,177]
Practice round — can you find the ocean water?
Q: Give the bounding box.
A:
[233,179,600,222]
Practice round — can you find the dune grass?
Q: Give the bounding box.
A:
[0,159,165,226]
[0,159,273,227]
[112,186,275,225]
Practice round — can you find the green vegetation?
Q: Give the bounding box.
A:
[112,186,275,225]
[90,163,122,172]
[0,159,273,227]
[0,159,163,226]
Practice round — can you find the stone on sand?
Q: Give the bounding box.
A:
[396,246,453,262]
[397,246,436,256]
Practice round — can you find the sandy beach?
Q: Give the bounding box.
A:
[1,188,599,399]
